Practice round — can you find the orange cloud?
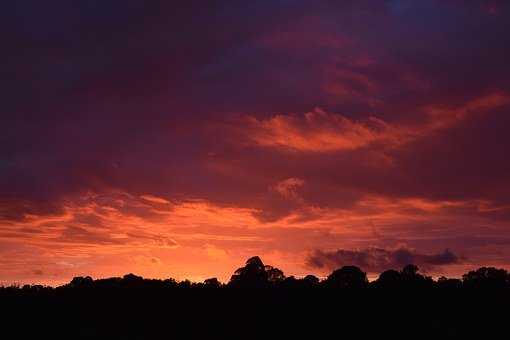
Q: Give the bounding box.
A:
[243,108,402,152]
[239,92,510,153]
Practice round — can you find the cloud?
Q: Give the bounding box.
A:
[273,178,305,201]
[307,247,461,273]
[140,195,171,205]
[423,92,510,131]
[242,108,401,152]
[239,92,509,154]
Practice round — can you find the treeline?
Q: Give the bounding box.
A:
[3,256,510,293]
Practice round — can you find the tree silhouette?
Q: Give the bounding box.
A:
[228,256,268,287]
[265,265,285,284]
[203,278,222,288]
[228,256,286,288]
[3,257,510,292]
[3,257,510,339]
[399,264,434,288]
[437,276,462,289]
[401,264,419,276]
[68,276,94,288]
[373,269,402,288]
[301,275,320,288]
[324,266,368,288]
[462,267,510,288]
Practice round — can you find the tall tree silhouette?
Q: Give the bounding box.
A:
[228,256,286,288]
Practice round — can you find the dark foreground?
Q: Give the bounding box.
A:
[2,256,510,339]
[2,289,509,339]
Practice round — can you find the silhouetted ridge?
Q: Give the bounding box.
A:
[2,256,510,339]
[3,256,510,291]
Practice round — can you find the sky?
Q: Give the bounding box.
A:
[1,0,510,285]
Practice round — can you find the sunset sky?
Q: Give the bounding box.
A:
[2,0,510,285]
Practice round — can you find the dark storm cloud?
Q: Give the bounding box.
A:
[307,247,461,273]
